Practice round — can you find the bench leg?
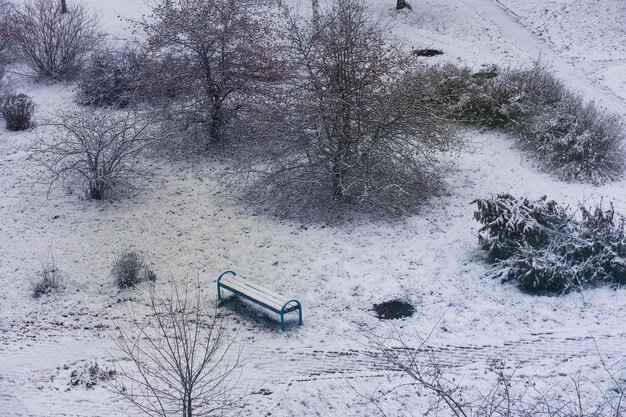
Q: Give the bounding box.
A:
[217,283,222,300]
[298,307,303,325]
[280,313,285,331]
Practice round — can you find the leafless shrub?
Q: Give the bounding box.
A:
[2,93,35,131]
[8,0,101,78]
[137,0,277,149]
[241,0,457,218]
[112,249,156,289]
[32,248,63,298]
[29,109,154,200]
[112,278,245,417]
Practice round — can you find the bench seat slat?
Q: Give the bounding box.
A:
[229,281,287,307]
[220,281,285,312]
[220,276,289,310]
[220,277,286,304]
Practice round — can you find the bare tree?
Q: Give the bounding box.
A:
[61,0,68,14]
[0,0,12,73]
[137,0,277,147]
[29,110,154,199]
[112,278,244,417]
[0,0,10,52]
[8,0,100,78]
[250,0,456,215]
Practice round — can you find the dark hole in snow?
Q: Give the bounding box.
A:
[373,299,414,320]
[414,49,444,57]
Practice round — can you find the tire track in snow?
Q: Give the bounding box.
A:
[243,333,626,385]
[2,333,624,416]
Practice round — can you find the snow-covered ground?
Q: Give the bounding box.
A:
[1,1,626,416]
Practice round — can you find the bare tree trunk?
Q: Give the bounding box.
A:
[209,102,222,144]
[332,134,350,199]
[312,0,320,30]
[182,391,192,417]
[396,0,410,10]
[61,0,68,13]
[332,154,342,198]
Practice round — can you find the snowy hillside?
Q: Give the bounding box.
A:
[1,0,625,416]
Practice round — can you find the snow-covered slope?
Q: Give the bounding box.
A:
[1,1,625,416]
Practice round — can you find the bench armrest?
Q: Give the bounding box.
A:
[281,299,302,314]
[217,270,237,284]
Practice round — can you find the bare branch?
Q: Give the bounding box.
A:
[111,276,246,417]
[28,109,155,200]
[7,0,101,78]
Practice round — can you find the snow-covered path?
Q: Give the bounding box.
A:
[464,0,626,113]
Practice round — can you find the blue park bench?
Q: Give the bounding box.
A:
[217,270,303,331]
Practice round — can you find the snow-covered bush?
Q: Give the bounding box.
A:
[112,249,155,289]
[454,75,509,127]
[414,64,474,113]
[2,93,35,131]
[453,64,566,128]
[473,194,626,294]
[440,63,625,184]
[69,361,116,389]
[8,0,101,78]
[527,98,624,183]
[472,194,569,261]
[30,109,153,200]
[78,46,146,107]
